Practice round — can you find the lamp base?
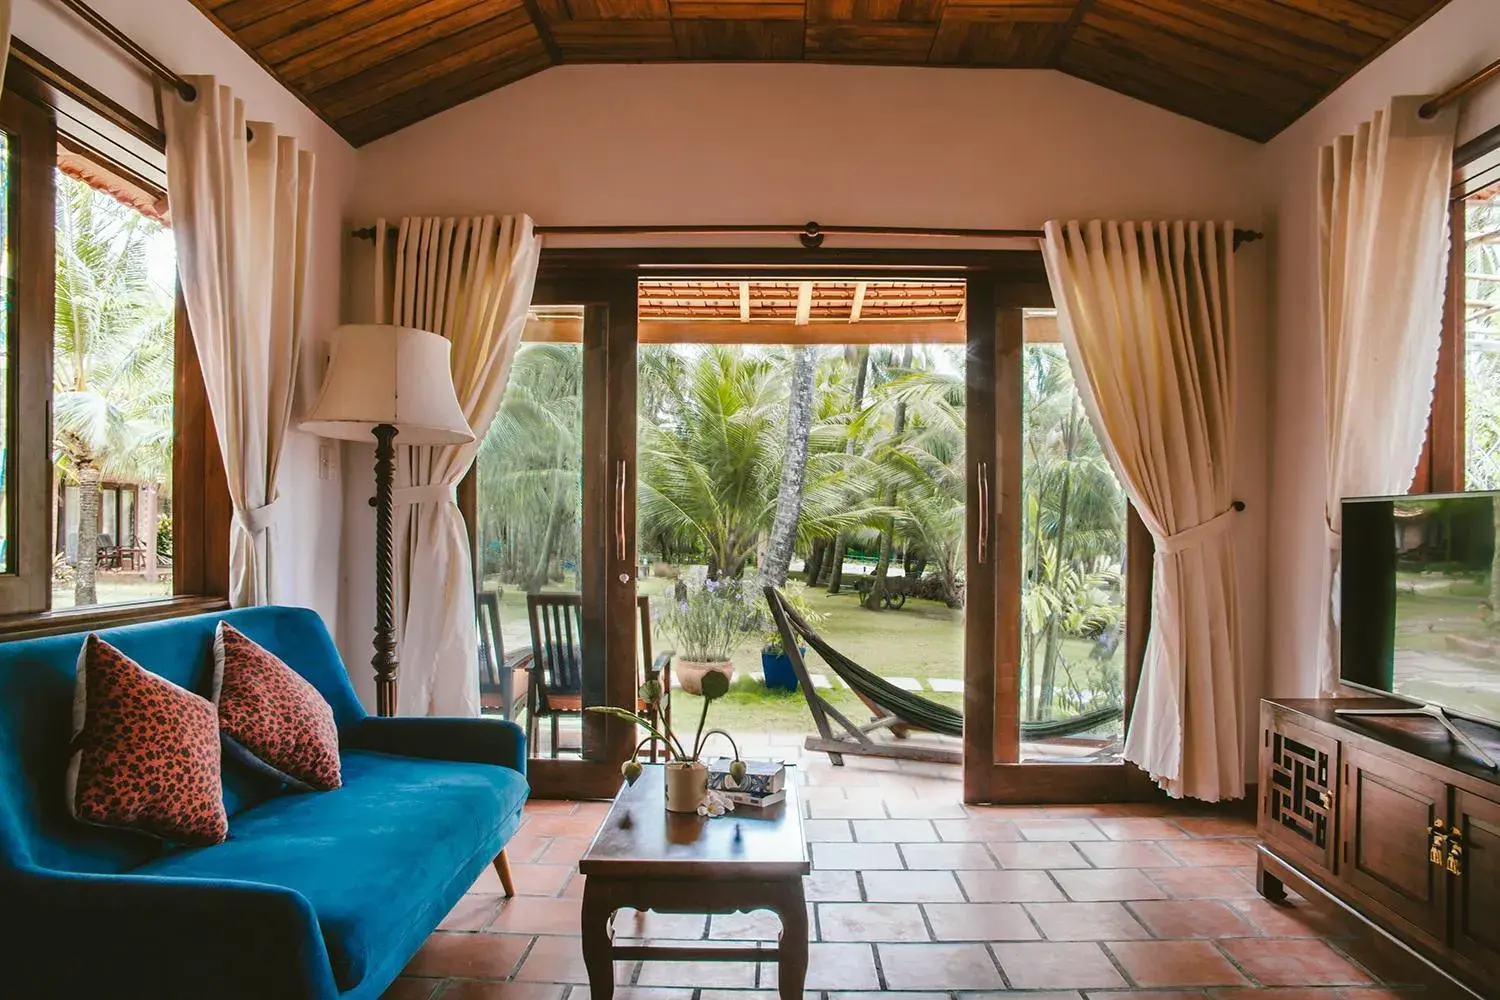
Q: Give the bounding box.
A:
[371,423,399,717]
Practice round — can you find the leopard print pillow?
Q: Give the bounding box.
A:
[213,622,341,792]
[66,635,228,846]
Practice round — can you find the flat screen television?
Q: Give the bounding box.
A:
[1341,491,1500,728]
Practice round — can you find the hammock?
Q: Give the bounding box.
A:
[764,585,1123,763]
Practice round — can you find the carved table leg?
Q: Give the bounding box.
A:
[581,880,617,1000]
[773,879,809,1000]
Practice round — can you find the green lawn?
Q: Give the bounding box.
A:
[486,576,1121,737]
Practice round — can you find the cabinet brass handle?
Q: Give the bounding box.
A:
[1429,820,1449,867]
[1447,828,1465,877]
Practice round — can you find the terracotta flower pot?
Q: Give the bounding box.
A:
[664,760,708,813]
[673,659,735,696]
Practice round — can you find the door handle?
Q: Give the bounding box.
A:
[1429,820,1449,866]
[976,461,989,565]
[615,459,627,565]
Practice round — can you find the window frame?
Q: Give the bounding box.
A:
[0,57,229,636]
[1420,123,1500,494]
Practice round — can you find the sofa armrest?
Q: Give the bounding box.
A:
[5,867,338,1000]
[344,716,527,776]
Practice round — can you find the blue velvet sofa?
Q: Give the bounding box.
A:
[0,606,529,1000]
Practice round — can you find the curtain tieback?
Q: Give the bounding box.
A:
[1157,506,1237,556]
[392,484,458,506]
[236,498,281,535]
[1324,518,1342,550]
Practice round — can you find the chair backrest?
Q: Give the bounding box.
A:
[0,606,364,877]
[526,594,584,697]
[475,591,505,690]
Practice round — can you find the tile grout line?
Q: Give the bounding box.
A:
[1096,940,1139,990]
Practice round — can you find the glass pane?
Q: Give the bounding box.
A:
[474,306,591,760]
[1466,180,1500,489]
[51,167,176,609]
[0,130,11,575]
[1020,321,1128,763]
[635,279,966,764]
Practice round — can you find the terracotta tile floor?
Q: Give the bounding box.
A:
[385,755,1468,1000]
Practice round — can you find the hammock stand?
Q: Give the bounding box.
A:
[763,585,1123,766]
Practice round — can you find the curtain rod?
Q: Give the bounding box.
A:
[1421,56,1500,119]
[350,221,1267,250]
[55,0,196,101]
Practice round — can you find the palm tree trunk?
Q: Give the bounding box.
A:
[75,463,101,607]
[524,497,567,594]
[867,346,913,611]
[1037,396,1081,717]
[805,537,827,584]
[828,347,872,595]
[763,348,818,587]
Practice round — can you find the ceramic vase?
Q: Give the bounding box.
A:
[664,760,708,813]
[673,659,735,696]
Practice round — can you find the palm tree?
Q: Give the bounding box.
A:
[476,342,583,593]
[1020,344,1126,720]
[638,345,886,579]
[52,172,174,607]
[761,346,816,586]
[825,346,870,594]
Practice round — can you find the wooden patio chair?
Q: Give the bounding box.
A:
[477,591,528,719]
[524,593,670,760]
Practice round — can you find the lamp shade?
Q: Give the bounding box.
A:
[302,324,474,445]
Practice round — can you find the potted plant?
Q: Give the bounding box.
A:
[759,582,822,692]
[589,673,745,813]
[658,578,749,695]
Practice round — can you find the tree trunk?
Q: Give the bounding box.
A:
[805,537,827,584]
[140,482,159,584]
[828,348,871,595]
[75,463,101,607]
[1037,395,1081,718]
[762,347,818,588]
[867,346,913,611]
[524,497,567,594]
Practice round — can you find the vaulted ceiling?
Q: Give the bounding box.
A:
[191,0,1454,147]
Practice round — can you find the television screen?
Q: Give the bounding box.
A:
[1341,492,1500,726]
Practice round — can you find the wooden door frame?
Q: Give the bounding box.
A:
[468,245,1151,802]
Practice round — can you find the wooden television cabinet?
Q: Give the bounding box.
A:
[1258,698,1500,996]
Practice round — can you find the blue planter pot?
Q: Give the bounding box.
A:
[761,647,804,692]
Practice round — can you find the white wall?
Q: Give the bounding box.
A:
[1264,0,1500,700]
[11,0,357,634]
[347,63,1273,763]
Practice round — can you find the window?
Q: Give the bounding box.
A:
[1463,178,1500,489]
[51,166,176,610]
[0,62,227,628]
[1426,135,1500,495]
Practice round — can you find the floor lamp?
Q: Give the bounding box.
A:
[303,324,473,717]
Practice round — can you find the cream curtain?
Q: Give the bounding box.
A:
[374,216,540,717]
[1317,96,1457,695]
[1042,220,1242,801]
[163,77,314,607]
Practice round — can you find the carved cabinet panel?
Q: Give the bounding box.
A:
[1262,720,1339,872]
[1339,746,1448,942]
[1451,788,1500,977]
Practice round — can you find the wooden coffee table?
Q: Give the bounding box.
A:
[578,764,810,1000]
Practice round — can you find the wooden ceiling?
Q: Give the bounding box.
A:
[191,0,1454,146]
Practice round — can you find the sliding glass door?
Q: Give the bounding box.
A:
[465,255,1146,803]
